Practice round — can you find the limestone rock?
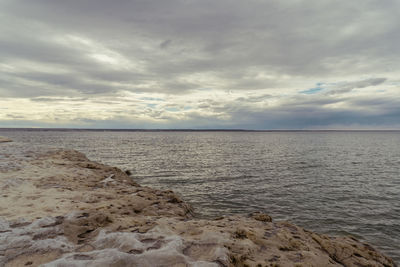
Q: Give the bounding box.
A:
[0,136,12,143]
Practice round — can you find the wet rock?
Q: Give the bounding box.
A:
[250,211,272,222]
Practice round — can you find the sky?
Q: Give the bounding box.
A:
[1,0,400,129]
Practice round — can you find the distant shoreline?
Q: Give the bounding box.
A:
[1,128,400,132]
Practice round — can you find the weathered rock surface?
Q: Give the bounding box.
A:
[0,136,12,143]
[0,141,397,267]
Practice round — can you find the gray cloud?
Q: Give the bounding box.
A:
[224,95,400,129]
[235,94,273,103]
[0,0,399,128]
[30,97,88,102]
[353,78,387,88]
[328,78,387,95]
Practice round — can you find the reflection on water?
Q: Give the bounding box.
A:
[2,130,400,262]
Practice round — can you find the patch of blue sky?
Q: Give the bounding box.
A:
[165,106,192,112]
[300,83,324,94]
[166,107,179,112]
[389,81,400,85]
[147,103,157,108]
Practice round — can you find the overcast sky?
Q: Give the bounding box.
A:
[1,0,399,129]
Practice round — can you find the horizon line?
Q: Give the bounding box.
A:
[1,127,400,132]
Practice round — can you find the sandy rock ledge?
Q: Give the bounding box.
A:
[0,136,12,143]
[0,144,397,267]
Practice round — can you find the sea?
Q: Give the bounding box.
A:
[1,129,399,262]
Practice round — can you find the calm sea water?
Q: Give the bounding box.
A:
[1,129,399,262]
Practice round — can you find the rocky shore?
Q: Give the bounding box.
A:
[0,139,397,266]
[0,136,12,143]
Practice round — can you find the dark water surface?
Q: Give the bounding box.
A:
[1,129,399,262]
